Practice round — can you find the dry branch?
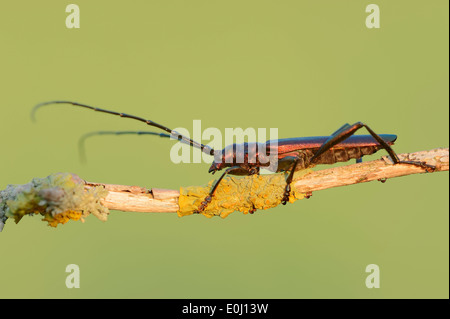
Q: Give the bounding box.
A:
[0,148,447,231]
[84,148,448,213]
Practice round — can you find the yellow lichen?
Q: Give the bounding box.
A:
[42,210,83,228]
[178,169,312,218]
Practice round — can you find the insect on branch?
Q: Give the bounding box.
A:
[23,100,446,227]
[1,148,446,231]
[90,148,448,214]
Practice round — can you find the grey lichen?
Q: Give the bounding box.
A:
[0,173,109,231]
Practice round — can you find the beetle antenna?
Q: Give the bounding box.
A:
[32,101,215,156]
[78,130,172,164]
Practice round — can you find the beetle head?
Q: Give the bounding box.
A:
[208,147,232,174]
[208,161,230,174]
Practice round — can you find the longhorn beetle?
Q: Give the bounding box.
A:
[32,101,436,213]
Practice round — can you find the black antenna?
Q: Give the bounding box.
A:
[78,130,171,163]
[32,101,215,156]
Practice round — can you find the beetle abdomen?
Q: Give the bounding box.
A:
[312,146,380,165]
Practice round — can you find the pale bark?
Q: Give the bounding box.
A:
[80,148,448,213]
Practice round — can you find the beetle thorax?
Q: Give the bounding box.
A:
[208,142,277,174]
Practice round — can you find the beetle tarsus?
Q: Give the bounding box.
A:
[281,184,291,205]
[397,160,436,173]
[195,195,212,214]
[249,204,257,214]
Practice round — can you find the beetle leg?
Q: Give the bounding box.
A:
[195,166,253,214]
[280,156,302,205]
[309,122,436,172]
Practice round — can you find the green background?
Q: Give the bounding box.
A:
[0,1,448,298]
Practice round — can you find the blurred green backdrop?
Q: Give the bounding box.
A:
[0,0,448,298]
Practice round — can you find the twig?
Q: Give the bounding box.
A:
[0,148,447,230]
[294,148,448,193]
[87,183,180,213]
[86,148,448,213]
